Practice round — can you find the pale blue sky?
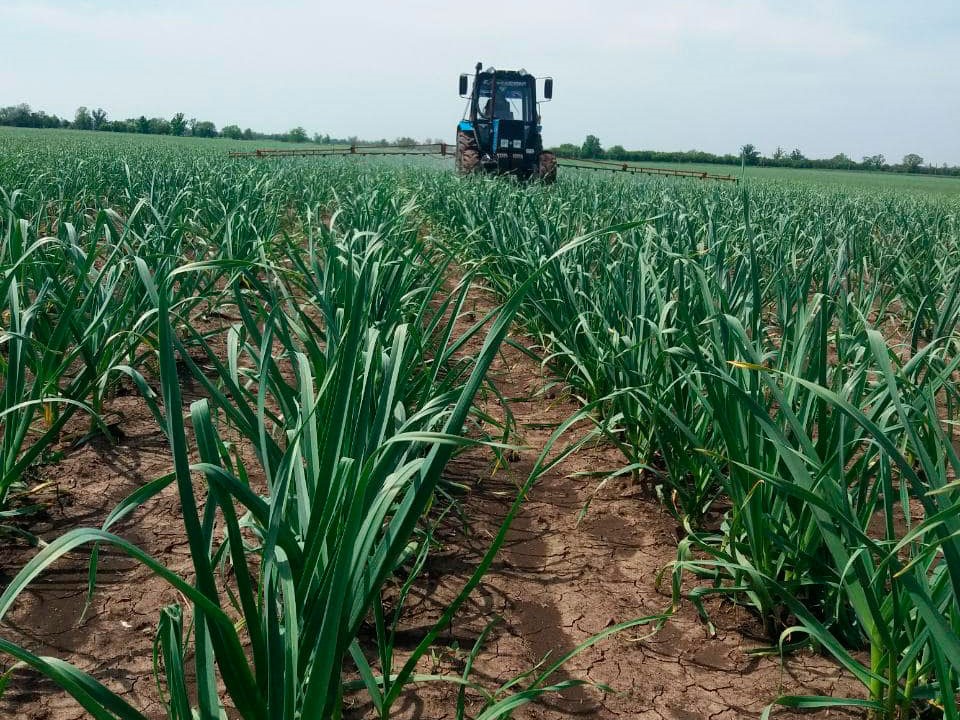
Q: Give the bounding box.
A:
[3,0,958,164]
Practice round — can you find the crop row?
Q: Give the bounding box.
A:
[424,171,960,717]
[1,138,620,719]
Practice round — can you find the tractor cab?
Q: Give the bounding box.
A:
[473,74,535,123]
[455,62,555,181]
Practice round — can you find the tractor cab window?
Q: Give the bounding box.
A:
[476,78,532,122]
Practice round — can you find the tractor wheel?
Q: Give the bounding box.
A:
[456,131,480,176]
[538,151,557,184]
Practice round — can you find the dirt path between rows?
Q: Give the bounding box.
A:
[347,277,865,720]
[0,272,864,720]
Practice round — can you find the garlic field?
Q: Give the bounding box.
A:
[2,127,960,719]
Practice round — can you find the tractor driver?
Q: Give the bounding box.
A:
[481,88,514,120]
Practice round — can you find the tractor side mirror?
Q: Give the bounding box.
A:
[459,74,469,97]
[543,78,553,100]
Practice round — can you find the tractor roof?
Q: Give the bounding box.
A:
[478,68,531,79]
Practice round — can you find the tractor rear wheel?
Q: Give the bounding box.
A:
[456,131,480,176]
[538,151,557,184]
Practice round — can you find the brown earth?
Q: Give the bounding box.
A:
[0,392,192,720]
[0,277,866,719]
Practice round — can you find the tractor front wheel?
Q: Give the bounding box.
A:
[456,131,480,176]
[538,151,557,184]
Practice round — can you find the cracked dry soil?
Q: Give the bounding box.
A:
[0,276,865,720]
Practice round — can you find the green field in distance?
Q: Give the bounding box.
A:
[561,157,960,196]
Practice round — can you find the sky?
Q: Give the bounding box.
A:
[2,0,959,165]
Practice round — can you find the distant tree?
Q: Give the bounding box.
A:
[902,153,924,172]
[740,143,760,165]
[0,104,34,126]
[242,128,253,140]
[551,143,580,158]
[221,124,243,140]
[170,112,187,136]
[73,106,93,130]
[581,134,603,159]
[136,115,150,134]
[107,118,134,133]
[828,153,856,169]
[91,107,107,130]
[24,110,61,129]
[148,117,170,135]
[772,146,785,160]
[789,148,805,161]
[606,144,627,160]
[862,154,885,170]
[287,126,308,143]
[192,120,217,138]
[394,136,417,147]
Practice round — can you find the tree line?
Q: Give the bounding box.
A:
[0,104,429,146]
[552,135,960,177]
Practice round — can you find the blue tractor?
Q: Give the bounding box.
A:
[456,62,556,182]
